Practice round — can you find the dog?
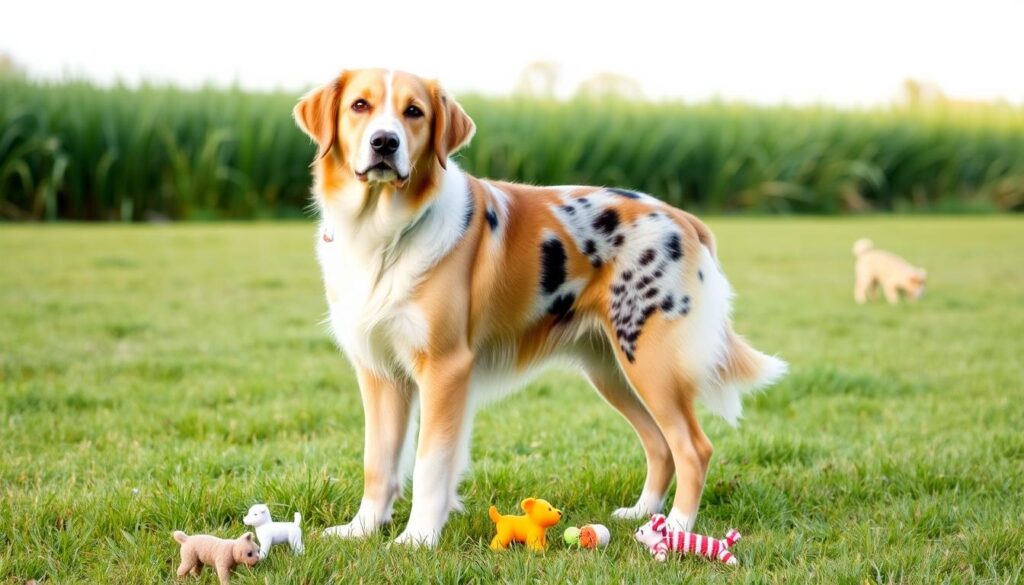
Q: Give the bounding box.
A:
[171,531,259,585]
[853,238,927,304]
[488,497,562,551]
[242,504,303,558]
[293,68,787,547]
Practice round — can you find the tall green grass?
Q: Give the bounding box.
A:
[2,74,1023,220]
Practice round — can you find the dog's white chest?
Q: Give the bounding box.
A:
[317,234,430,376]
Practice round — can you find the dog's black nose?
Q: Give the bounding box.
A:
[370,130,400,156]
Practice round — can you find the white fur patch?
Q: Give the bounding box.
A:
[318,163,471,378]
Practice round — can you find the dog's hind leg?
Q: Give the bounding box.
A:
[579,343,673,520]
[604,317,714,532]
[323,366,415,539]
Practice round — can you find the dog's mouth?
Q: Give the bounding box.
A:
[356,160,408,185]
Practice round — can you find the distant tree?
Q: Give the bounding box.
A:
[901,78,947,105]
[515,61,560,99]
[0,53,25,78]
[575,72,644,101]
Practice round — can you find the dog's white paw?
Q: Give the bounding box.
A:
[393,527,439,548]
[666,509,694,531]
[612,505,654,520]
[322,520,376,539]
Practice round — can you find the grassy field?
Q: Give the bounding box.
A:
[1,217,1022,583]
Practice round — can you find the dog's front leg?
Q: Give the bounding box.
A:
[324,366,415,539]
[394,349,473,548]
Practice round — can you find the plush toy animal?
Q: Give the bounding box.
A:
[242,504,303,559]
[488,497,562,551]
[633,514,742,566]
[172,530,259,585]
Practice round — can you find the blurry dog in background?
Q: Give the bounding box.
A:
[853,239,927,304]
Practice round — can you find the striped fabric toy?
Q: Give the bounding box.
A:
[633,514,742,566]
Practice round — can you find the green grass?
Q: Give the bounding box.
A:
[3,73,1024,220]
[1,217,1022,583]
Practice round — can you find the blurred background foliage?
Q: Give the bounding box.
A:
[2,68,1023,221]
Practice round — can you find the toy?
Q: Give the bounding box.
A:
[172,530,259,585]
[488,497,561,551]
[563,526,580,546]
[563,524,610,549]
[633,514,742,566]
[243,504,304,559]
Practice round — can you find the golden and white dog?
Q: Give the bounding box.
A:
[293,69,787,547]
[853,238,927,304]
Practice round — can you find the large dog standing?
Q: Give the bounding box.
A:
[293,69,787,547]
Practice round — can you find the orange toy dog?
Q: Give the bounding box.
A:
[488,498,562,551]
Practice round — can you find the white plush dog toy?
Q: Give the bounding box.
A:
[242,504,303,559]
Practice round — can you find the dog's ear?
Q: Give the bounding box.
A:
[520,498,537,513]
[239,532,254,541]
[294,72,348,162]
[429,81,475,169]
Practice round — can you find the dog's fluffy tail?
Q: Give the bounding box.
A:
[294,512,302,525]
[704,328,788,426]
[172,531,189,544]
[488,506,501,524]
[853,238,874,257]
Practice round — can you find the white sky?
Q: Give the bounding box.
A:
[3,0,1023,106]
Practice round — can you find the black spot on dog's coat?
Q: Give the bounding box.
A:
[548,293,576,324]
[540,238,567,294]
[584,239,597,255]
[666,233,682,260]
[661,296,675,312]
[462,193,475,231]
[612,234,625,247]
[485,208,498,230]
[621,270,633,282]
[592,209,620,235]
[561,204,576,215]
[607,187,642,199]
[639,249,657,266]
[698,270,704,282]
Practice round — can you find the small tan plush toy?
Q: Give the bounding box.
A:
[172,530,260,585]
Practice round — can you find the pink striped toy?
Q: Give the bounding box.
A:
[633,514,742,566]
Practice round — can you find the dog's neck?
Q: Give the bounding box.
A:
[319,160,471,276]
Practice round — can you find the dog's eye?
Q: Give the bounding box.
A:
[351,99,370,113]
[247,552,253,557]
[403,105,424,118]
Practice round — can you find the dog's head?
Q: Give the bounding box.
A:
[232,532,260,567]
[293,69,474,203]
[634,514,667,547]
[904,267,927,300]
[520,497,562,528]
[243,503,271,527]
